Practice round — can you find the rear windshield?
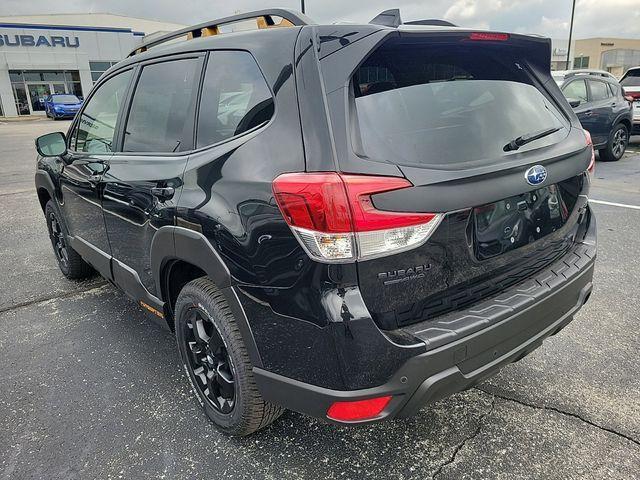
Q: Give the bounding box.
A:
[53,95,80,104]
[351,39,569,168]
[621,70,640,87]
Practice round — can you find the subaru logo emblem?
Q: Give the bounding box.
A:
[525,165,547,186]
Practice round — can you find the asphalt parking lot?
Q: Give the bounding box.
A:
[1,118,639,480]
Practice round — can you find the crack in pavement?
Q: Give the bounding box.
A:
[0,281,108,315]
[431,395,497,479]
[477,387,640,447]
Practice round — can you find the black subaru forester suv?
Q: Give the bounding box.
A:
[34,9,596,435]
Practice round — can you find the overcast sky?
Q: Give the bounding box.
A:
[1,0,639,39]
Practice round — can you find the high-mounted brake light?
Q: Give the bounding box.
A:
[468,32,509,41]
[327,396,392,422]
[584,129,595,176]
[272,173,443,262]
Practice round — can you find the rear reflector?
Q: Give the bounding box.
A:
[273,173,443,262]
[584,129,595,176]
[468,32,509,41]
[326,396,392,422]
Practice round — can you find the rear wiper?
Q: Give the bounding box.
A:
[503,126,562,152]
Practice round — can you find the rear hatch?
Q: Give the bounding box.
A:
[317,28,592,330]
[621,68,640,120]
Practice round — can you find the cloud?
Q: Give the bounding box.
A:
[0,0,639,39]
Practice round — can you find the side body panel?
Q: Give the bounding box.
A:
[102,154,188,296]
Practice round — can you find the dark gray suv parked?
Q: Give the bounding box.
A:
[554,69,633,161]
[35,9,596,435]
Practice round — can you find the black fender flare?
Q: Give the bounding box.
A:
[34,169,58,211]
[150,226,263,367]
[611,113,633,133]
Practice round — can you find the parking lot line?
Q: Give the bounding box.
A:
[590,199,640,210]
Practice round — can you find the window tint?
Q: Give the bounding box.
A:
[621,69,640,87]
[196,51,274,148]
[123,58,200,153]
[75,69,132,153]
[351,39,569,168]
[589,80,609,101]
[608,83,618,97]
[562,79,588,102]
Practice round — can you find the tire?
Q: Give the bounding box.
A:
[599,123,628,162]
[175,277,284,436]
[44,200,94,279]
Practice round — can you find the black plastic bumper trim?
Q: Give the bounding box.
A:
[253,259,594,424]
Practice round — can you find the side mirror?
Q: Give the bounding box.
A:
[567,98,582,108]
[35,132,67,157]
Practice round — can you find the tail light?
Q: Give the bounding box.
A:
[624,90,640,101]
[326,396,392,422]
[584,129,595,176]
[272,173,443,262]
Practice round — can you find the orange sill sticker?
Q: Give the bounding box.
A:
[140,301,164,318]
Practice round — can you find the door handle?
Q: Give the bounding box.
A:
[151,186,175,200]
[88,174,102,185]
[583,110,593,117]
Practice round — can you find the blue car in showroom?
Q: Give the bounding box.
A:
[44,94,83,120]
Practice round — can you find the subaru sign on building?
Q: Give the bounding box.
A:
[0,13,184,117]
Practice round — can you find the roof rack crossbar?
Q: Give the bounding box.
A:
[129,8,312,57]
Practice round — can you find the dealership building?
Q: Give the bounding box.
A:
[0,13,184,117]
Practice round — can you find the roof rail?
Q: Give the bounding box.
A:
[369,9,457,28]
[564,69,616,80]
[129,8,313,57]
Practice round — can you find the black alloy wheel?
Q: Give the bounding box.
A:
[600,123,628,161]
[174,278,284,435]
[49,211,70,269]
[183,306,236,414]
[611,125,628,159]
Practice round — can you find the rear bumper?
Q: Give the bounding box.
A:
[254,209,596,424]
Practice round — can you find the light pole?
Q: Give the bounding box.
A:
[566,0,576,69]
[301,0,306,14]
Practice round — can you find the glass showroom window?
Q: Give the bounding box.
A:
[90,61,119,84]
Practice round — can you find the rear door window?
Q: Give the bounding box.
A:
[562,79,588,103]
[351,39,569,168]
[588,80,609,101]
[196,51,274,148]
[123,58,201,153]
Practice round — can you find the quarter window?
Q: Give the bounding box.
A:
[123,58,201,153]
[196,51,274,148]
[74,69,132,153]
[562,79,588,103]
[588,80,609,101]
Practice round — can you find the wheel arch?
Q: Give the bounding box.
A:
[34,170,57,213]
[150,226,263,367]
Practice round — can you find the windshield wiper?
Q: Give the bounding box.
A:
[503,126,562,152]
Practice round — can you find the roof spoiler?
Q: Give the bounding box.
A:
[129,8,313,57]
[369,9,457,28]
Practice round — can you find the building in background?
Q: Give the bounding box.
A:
[573,38,640,77]
[551,37,640,76]
[0,13,184,117]
[551,39,572,71]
